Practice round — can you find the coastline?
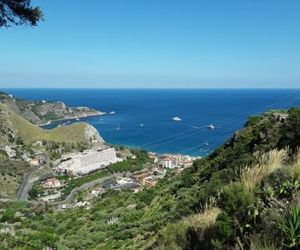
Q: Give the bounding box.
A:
[8,88,298,157]
[38,112,106,127]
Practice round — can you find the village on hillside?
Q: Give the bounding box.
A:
[25,143,199,209]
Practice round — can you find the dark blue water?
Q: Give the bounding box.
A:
[4,89,300,156]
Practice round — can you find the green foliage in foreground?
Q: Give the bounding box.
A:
[2,108,300,249]
[279,206,300,248]
[0,0,43,28]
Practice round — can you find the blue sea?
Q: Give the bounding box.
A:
[4,89,300,156]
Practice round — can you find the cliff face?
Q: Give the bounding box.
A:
[84,124,105,143]
[0,92,104,125]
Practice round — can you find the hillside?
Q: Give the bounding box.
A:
[0,103,103,199]
[0,91,104,125]
[2,107,300,249]
[0,151,30,199]
[0,103,103,145]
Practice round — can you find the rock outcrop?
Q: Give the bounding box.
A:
[84,124,104,143]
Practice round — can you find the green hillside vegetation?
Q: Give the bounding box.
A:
[6,106,89,144]
[107,149,150,173]
[1,107,300,249]
[0,156,31,199]
[157,149,300,249]
[62,170,110,198]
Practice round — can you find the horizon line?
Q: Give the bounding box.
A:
[1,87,300,90]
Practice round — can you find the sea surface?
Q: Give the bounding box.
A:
[4,89,300,156]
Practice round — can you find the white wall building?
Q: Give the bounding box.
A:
[160,154,196,169]
[4,146,16,158]
[56,147,122,175]
[161,157,173,169]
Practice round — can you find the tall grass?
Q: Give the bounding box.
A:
[183,207,221,240]
[292,148,300,179]
[156,198,221,250]
[241,149,288,191]
[249,236,278,250]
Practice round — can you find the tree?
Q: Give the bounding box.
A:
[0,0,43,28]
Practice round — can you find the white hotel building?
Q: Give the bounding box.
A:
[56,147,122,175]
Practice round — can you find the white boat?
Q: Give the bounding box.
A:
[116,124,121,131]
[207,124,215,130]
[76,118,80,121]
[140,123,144,127]
[172,116,182,122]
[110,111,116,115]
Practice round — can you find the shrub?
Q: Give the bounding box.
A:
[0,208,15,223]
[213,183,257,248]
[212,212,234,248]
[246,115,263,127]
[219,183,255,218]
[279,206,300,248]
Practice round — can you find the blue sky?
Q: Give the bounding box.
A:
[0,0,300,88]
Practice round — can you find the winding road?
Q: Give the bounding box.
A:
[51,174,119,205]
[16,166,41,200]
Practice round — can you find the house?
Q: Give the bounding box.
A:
[61,204,72,210]
[30,153,46,167]
[132,187,142,193]
[43,177,62,188]
[4,146,16,158]
[74,201,90,208]
[161,156,173,168]
[21,154,30,162]
[148,152,158,163]
[131,170,151,184]
[143,176,158,188]
[91,187,104,196]
[30,159,40,167]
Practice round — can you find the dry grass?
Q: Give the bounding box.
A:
[181,197,221,241]
[292,148,300,179]
[156,198,221,250]
[241,149,288,191]
[183,206,221,232]
[249,236,278,250]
